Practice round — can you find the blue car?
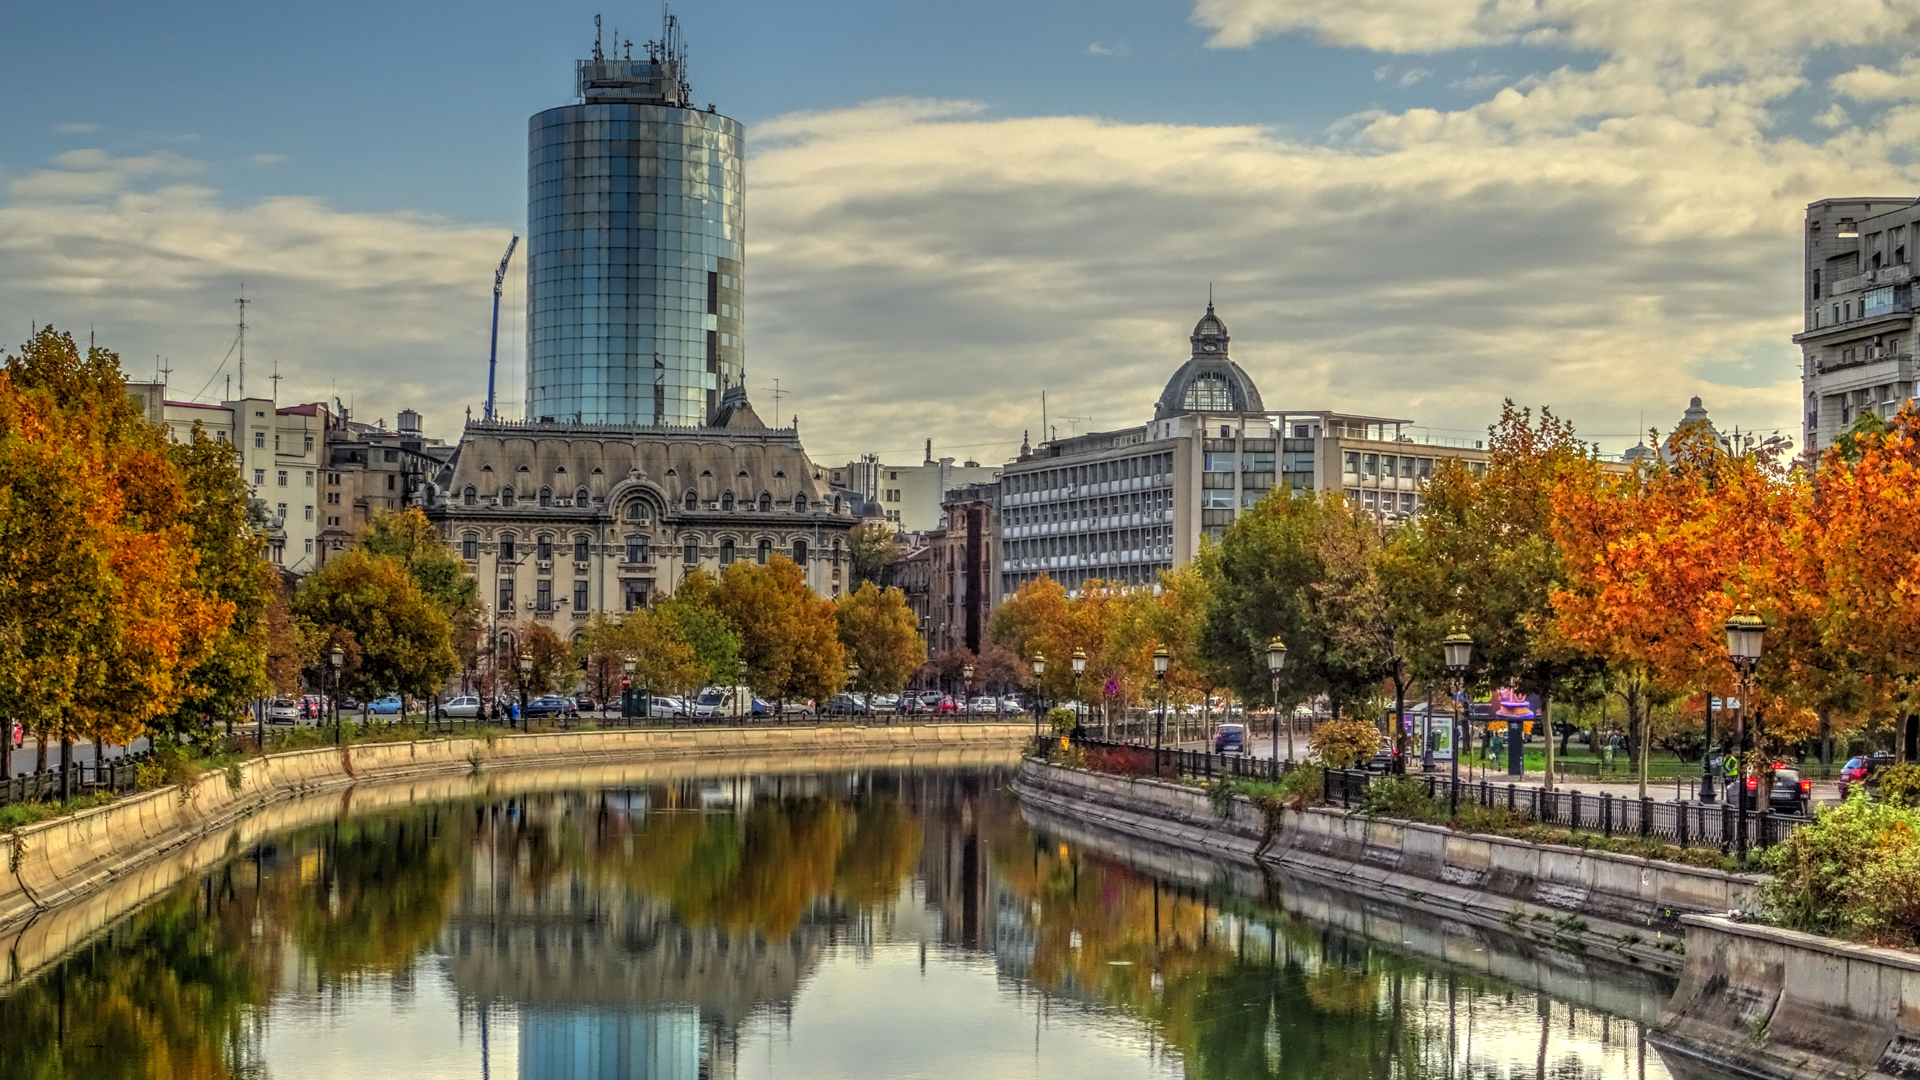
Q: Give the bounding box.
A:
[368,695,404,716]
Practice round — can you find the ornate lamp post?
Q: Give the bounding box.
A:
[847,661,862,720]
[622,655,637,723]
[1030,654,1046,738]
[518,653,533,728]
[1443,629,1473,817]
[962,662,975,719]
[1070,649,1088,738]
[329,644,345,745]
[1267,637,1288,767]
[1153,645,1170,752]
[1725,610,1765,859]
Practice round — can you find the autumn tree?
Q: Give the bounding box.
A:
[360,507,478,621]
[836,582,924,694]
[651,574,742,687]
[498,620,571,700]
[0,329,228,776]
[713,556,845,705]
[293,548,459,703]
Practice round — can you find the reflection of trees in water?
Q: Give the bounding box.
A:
[984,823,1654,1080]
[290,811,469,976]
[0,867,272,1080]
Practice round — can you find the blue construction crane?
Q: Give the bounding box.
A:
[484,235,519,422]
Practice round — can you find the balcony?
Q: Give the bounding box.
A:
[1818,350,1913,376]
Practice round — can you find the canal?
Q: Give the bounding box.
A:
[0,767,1682,1079]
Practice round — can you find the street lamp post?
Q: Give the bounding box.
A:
[1443,629,1473,818]
[1070,649,1087,738]
[847,661,862,722]
[329,645,345,746]
[1267,637,1288,768]
[736,660,749,722]
[1030,654,1046,738]
[1153,646,1170,753]
[962,663,974,721]
[1725,610,1765,860]
[622,655,637,725]
[518,653,533,729]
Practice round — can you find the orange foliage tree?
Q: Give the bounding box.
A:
[1550,423,1797,793]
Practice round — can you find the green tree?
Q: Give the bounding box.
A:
[847,519,898,588]
[651,572,742,686]
[293,548,459,702]
[836,581,924,693]
[161,424,275,735]
[360,506,478,620]
[713,556,845,704]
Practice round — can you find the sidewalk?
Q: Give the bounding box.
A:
[7,737,151,779]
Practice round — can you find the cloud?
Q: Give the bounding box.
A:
[1398,68,1432,87]
[53,123,98,134]
[1450,70,1510,92]
[1086,41,1130,57]
[1815,103,1852,128]
[1832,57,1920,102]
[249,152,287,166]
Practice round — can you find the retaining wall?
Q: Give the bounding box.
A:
[0,724,1031,939]
[1013,760,1761,969]
[1652,916,1920,1080]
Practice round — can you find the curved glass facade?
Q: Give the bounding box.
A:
[526,102,744,426]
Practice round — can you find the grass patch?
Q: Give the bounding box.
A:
[0,791,117,832]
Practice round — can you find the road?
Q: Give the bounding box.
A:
[8,736,152,779]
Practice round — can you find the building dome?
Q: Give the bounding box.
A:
[1154,302,1265,420]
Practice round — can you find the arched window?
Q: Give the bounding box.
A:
[684,489,699,510]
[1182,372,1233,411]
[573,535,589,562]
[833,496,843,514]
[721,491,735,511]
[461,533,478,560]
[536,534,552,561]
[792,539,807,565]
[463,485,477,507]
[757,538,772,565]
[539,486,553,508]
[719,538,735,565]
[683,534,699,566]
[499,533,516,561]
[501,487,516,508]
[757,492,772,513]
[626,501,645,522]
[832,538,842,564]
[793,493,807,512]
[576,487,590,507]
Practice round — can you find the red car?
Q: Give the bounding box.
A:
[1838,753,1895,800]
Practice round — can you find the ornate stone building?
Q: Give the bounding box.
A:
[425,397,856,633]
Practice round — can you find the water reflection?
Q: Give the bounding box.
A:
[0,769,1674,1079]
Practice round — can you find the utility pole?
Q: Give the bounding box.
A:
[235,287,248,397]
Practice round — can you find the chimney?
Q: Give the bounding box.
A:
[924,438,933,465]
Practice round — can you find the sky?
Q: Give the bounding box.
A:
[6,0,1920,465]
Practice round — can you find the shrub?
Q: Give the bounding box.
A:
[1268,764,1325,810]
[1762,796,1920,944]
[1360,776,1434,819]
[1874,763,1920,808]
[1048,708,1077,734]
[1310,717,1379,768]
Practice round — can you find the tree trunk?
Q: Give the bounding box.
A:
[1818,708,1832,777]
[1542,693,1555,793]
[1393,672,1407,774]
[35,725,47,774]
[1632,682,1648,800]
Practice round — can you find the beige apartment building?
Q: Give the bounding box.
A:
[1795,197,1920,451]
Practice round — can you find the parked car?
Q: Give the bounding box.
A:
[685,696,722,718]
[1365,746,1397,774]
[266,698,299,723]
[1213,723,1246,754]
[368,695,404,716]
[442,695,481,718]
[968,696,999,713]
[1838,752,1896,800]
[526,695,578,719]
[826,693,868,716]
[649,696,686,718]
[916,691,946,708]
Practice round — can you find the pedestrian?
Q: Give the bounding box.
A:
[1604,731,1619,767]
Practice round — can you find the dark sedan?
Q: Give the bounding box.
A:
[525,695,579,719]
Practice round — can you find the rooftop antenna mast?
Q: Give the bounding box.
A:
[235,286,248,398]
[269,360,283,402]
[762,378,786,418]
[593,13,603,62]
[484,235,520,422]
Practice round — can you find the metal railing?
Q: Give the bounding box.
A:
[1069,738,1809,852]
[1,754,149,808]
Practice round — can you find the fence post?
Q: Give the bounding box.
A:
[1758,808,1772,849]
[1720,802,1732,855]
[1507,784,1516,812]
[1604,792,1615,836]
[1678,801,1689,848]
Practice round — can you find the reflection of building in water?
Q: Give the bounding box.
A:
[898,772,996,952]
[434,792,833,1079]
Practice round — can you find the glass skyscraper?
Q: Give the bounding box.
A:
[526,33,744,426]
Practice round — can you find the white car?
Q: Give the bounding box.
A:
[441,695,482,718]
[685,697,722,718]
[650,696,687,717]
[266,698,299,723]
[968,696,999,712]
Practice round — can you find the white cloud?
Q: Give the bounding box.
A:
[53,123,98,134]
[1832,57,1920,102]
[250,152,287,166]
[1398,68,1432,87]
[1815,103,1852,128]
[1086,41,1130,57]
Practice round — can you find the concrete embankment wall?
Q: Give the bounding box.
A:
[1013,760,1761,970]
[1652,916,1920,1080]
[0,724,1031,943]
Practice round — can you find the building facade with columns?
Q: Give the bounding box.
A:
[425,402,856,636]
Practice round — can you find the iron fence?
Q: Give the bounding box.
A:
[1,754,148,808]
[1070,737,1809,852]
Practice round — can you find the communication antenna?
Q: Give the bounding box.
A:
[762,378,786,417]
[269,360,283,402]
[593,14,603,62]
[235,286,248,397]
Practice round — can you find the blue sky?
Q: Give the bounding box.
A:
[6,0,1919,462]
